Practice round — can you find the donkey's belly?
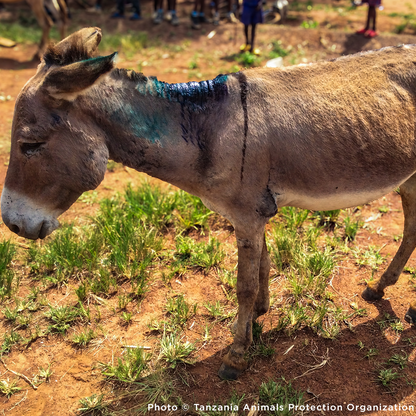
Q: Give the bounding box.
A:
[279,186,396,211]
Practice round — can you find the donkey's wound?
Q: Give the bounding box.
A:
[2,28,416,380]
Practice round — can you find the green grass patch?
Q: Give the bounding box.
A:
[0,240,17,299]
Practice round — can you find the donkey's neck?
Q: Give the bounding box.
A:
[83,69,232,192]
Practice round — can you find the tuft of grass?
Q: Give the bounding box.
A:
[269,208,347,338]
[100,348,151,383]
[378,369,400,387]
[0,379,21,398]
[158,331,196,368]
[44,305,81,334]
[204,300,235,321]
[78,394,107,415]
[166,294,197,327]
[0,240,17,299]
[172,235,225,271]
[235,51,262,67]
[174,190,212,232]
[72,329,97,347]
[344,216,363,241]
[258,378,304,415]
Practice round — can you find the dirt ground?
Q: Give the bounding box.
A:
[1,0,416,415]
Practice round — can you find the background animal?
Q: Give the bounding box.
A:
[1,0,68,57]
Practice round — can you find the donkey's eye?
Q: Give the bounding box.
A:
[20,142,45,157]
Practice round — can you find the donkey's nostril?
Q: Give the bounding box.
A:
[10,224,20,234]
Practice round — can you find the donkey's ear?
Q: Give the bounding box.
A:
[43,27,103,66]
[42,52,117,98]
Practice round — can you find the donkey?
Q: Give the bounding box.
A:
[2,27,416,380]
[2,0,68,58]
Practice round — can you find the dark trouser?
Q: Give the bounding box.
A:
[117,0,141,15]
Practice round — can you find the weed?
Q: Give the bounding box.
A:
[218,269,237,289]
[314,210,340,228]
[378,205,389,214]
[388,353,408,369]
[301,20,319,29]
[344,216,362,241]
[355,246,385,270]
[0,240,17,299]
[268,40,290,59]
[235,51,262,67]
[78,190,99,205]
[172,236,225,271]
[174,190,212,232]
[280,207,309,229]
[158,331,196,368]
[0,379,21,398]
[73,329,97,347]
[197,390,245,416]
[204,300,235,321]
[100,348,151,382]
[38,363,53,382]
[364,348,379,359]
[78,394,107,415]
[378,369,400,387]
[258,378,304,415]
[2,306,18,323]
[44,305,81,334]
[121,311,133,325]
[166,294,197,326]
[1,331,21,354]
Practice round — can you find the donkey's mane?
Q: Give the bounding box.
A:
[111,67,229,110]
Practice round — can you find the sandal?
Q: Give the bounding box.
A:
[365,30,378,38]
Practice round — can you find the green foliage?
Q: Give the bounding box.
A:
[0,240,17,299]
[204,300,235,321]
[378,369,400,387]
[269,208,345,338]
[258,378,304,415]
[0,22,59,45]
[1,331,21,355]
[72,329,97,347]
[268,40,290,59]
[166,294,197,326]
[301,20,319,29]
[158,331,196,368]
[0,379,21,398]
[100,31,150,58]
[235,52,262,67]
[344,216,362,241]
[100,348,151,382]
[172,236,225,271]
[78,394,107,415]
[174,190,212,232]
[44,305,82,334]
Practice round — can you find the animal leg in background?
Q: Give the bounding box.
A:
[362,173,416,323]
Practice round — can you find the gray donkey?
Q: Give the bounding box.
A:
[2,27,416,380]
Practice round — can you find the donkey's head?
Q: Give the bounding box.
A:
[1,27,116,239]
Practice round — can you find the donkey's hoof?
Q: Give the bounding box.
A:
[218,363,242,380]
[405,308,416,325]
[362,286,384,302]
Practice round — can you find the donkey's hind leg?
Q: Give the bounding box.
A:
[362,174,416,324]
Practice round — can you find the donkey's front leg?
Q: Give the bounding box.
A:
[219,225,265,380]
